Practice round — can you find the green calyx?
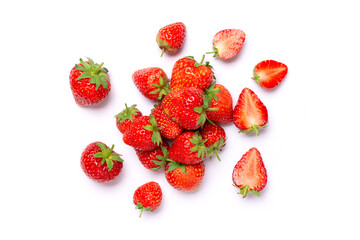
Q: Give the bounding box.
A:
[151,145,169,170]
[75,57,109,90]
[157,39,174,57]
[204,81,221,102]
[235,185,260,198]
[115,103,140,123]
[194,94,218,127]
[206,138,225,161]
[206,47,219,58]
[143,115,163,146]
[189,132,208,160]
[136,202,153,218]
[187,55,216,80]
[240,124,267,136]
[150,76,171,100]
[166,160,186,174]
[93,143,123,171]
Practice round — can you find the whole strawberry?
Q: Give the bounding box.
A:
[199,121,226,161]
[135,140,170,170]
[115,104,143,134]
[133,181,162,217]
[69,57,111,106]
[132,67,170,100]
[156,22,186,57]
[165,161,205,192]
[205,82,233,124]
[80,142,124,182]
[151,104,183,139]
[232,147,267,197]
[123,115,162,151]
[233,88,268,136]
[208,29,246,60]
[170,55,214,92]
[168,131,207,165]
[252,60,288,89]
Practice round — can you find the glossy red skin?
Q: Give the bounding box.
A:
[156,22,186,53]
[151,105,183,139]
[206,84,233,124]
[80,142,123,182]
[133,181,162,211]
[199,121,226,148]
[170,57,213,92]
[135,141,170,169]
[132,67,169,100]
[69,64,111,106]
[232,147,267,191]
[165,162,205,192]
[123,116,159,151]
[213,29,246,60]
[168,131,204,165]
[162,87,204,130]
[116,109,143,134]
[233,88,268,130]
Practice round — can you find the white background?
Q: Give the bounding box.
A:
[1,0,359,239]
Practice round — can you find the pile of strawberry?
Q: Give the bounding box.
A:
[70,22,288,217]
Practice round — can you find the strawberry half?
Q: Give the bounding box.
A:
[252,60,288,89]
[232,147,267,198]
[208,29,246,60]
[233,88,268,136]
[133,181,162,217]
[156,22,186,57]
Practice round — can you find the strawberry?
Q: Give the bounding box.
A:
[232,147,267,198]
[151,104,183,139]
[205,82,233,124]
[170,55,214,92]
[156,22,186,57]
[115,104,143,134]
[165,161,205,192]
[199,121,226,161]
[252,60,288,89]
[123,115,162,151]
[133,181,162,217]
[132,67,170,100]
[233,88,268,136]
[80,142,124,182]
[168,131,207,165]
[135,140,170,170]
[208,29,246,60]
[69,57,111,106]
[162,87,208,130]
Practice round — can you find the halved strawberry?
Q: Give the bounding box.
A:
[252,60,288,89]
[208,29,246,60]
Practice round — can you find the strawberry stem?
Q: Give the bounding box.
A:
[160,48,165,57]
[199,54,205,65]
[94,62,104,75]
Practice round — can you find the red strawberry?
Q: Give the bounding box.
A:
[232,147,267,198]
[69,57,111,106]
[80,142,124,182]
[135,140,170,170]
[133,181,162,217]
[252,60,288,89]
[165,161,205,192]
[168,131,207,165]
[115,104,143,134]
[132,67,170,100]
[162,87,207,130]
[151,104,183,139]
[156,22,186,57]
[123,115,162,151]
[205,82,233,124]
[208,29,246,60]
[233,88,268,136]
[170,55,214,92]
[199,121,226,161]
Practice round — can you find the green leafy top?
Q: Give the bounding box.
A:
[75,57,110,90]
[194,94,219,127]
[151,145,170,170]
[186,55,216,80]
[93,142,123,171]
[150,76,171,100]
[143,115,163,146]
[115,104,140,123]
[189,132,208,160]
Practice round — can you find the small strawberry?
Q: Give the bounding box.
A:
[162,87,208,130]
[232,147,267,198]
[207,29,246,60]
[132,67,170,100]
[115,104,143,134]
[170,55,214,92]
[69,57,111,106]
[165,161,205,192]
[156,22,186,57]
[123,115,162,151]
[80,142,124,182]
[205,82,233,124]
[199,121,226,161]
[135,140,170,170]
[233,88,268,136]
[133,181,162,217]
[252,60,288,89]
[168,131,207,165]
[151,104,183,139]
